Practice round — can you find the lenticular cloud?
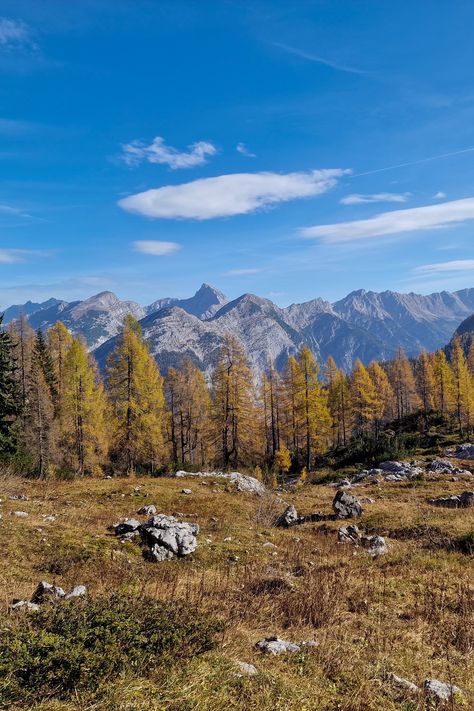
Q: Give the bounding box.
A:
[118,169,347,220]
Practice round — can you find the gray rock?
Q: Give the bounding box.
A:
[31,581,66,603]
[42,515,56,522]
[428,491,474,508]
[172,470,265,495]
[256,637,301,654]
[235,661,258,676]
[333,490,363,519]
[9,494,29,501]
[141,514,199,560]
[112,518,141,536]
[338,524,361,543]
[361,534,387,556]
[429,459,455,473]
[423,678,463,703]
[181,488,192,495]
[137,504,157,515]
[450,443,474,460]
[275,504,300,527]
[11,600,40,612]
[387,673,419,694]
[64,585,87,599]
[12,510,28,518]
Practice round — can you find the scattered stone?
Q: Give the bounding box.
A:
[234,661,258,676]
[181,488,192,495]
[262,541,277,549]
[11,511,28,518]
[31,581,66,603]
[423,679,463,703]
[112,518,141,536]
[172,470,265,495]
[11,600,40,612]
[338,524,360,543]
[450,443,474,460]
[387,673,419,694]
[256,637,301,655]
[9,494,29,501]
[338,525,387,555]
[64,585,87,599]
[275,504,300,527]
[333,490,363,519]
[428,491,474,508]
[42,515,56,522]
[137,504,157,515]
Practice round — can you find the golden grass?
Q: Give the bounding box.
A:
[0,467,473,710]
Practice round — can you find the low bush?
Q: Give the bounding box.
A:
[0,594,223,706]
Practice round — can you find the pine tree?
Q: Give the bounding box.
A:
[8,314,34,414]
[0,314,21,455]
[63,338,109,476]
[107,316,164,474]
[210,334,260,469]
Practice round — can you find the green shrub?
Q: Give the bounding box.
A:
[0,594,223,706]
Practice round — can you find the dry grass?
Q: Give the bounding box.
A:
[0,467,473,710]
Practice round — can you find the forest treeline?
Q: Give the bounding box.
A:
[0,312,473,479]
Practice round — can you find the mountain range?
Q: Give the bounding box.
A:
[3,283,474,375]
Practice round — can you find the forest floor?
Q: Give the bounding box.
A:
[0,455,473,710]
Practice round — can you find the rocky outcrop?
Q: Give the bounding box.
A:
[338,525,387,555]
[428,491,474,508]
[11,581,87,611]
[333,491,363,519]
[450,443,474,460]
[172,470,265,495]
[112,513,199,561]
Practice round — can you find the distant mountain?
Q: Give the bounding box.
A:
[449,313,474,355]
[3,284,474,374]
[2,298,62,325]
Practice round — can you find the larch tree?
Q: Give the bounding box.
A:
[350,359,377,435]
[367,361,394,435]
[281,355,303,458]
[210,334,260,469]
[63,338,109,476]
[107,316,164,474]
[8,314,34,415]
[450,335,473,435]
[297,346,332,469]
[325,356,351,447]
[48,321,73,425]
[261,361,282,463]
[23,331,58,478]
[415,351,436,418]
[432,349,454,417]
[388,348,420,420]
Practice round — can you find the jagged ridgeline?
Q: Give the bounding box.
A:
[3,284,474,375]
[1,304,473,478]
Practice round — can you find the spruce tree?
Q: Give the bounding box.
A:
[0,314,21,455]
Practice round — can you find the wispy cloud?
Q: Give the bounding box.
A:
[273,42,367,76]
[433,191,446,199]
[236,142,256,157]
[0,18,35,51]
[0,248,52,264]
[223,267,263,276]
[119,169,347,220]
[340,192,411,206]
[301,197,474,243]
[120,136,217,170]
[132,240,181,256]
[413,259,474,275]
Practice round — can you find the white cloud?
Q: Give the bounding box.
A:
[223,267,263,276]
[236,142,256,157]
[0,248,50,264]
[132,240,181,256]
[301,196,474,243]
[0,18,35,51]
[119,169,347,220]
[121,136,217,170]
[340,192,410,205]
[413,259,474,275]
[433,191,447,199]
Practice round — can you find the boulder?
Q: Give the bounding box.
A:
[275,504,300,527]
[333,490,363,519]
[361,534,387,556]
[423,679,463,703]
[11,600,40,612]
[235,661,258,676]
[140,514,199,560]
[256,637,301,654]
[64,585,87,599]
[450,443,474,460]
[172,470,265,495]
[338,524,361,543]
[387,673,419,694]
[12,511,28,518]
[428,491,474,508]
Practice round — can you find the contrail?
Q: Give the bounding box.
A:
[351,146,474,177]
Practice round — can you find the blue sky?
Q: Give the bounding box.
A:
[1,0,474,308]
